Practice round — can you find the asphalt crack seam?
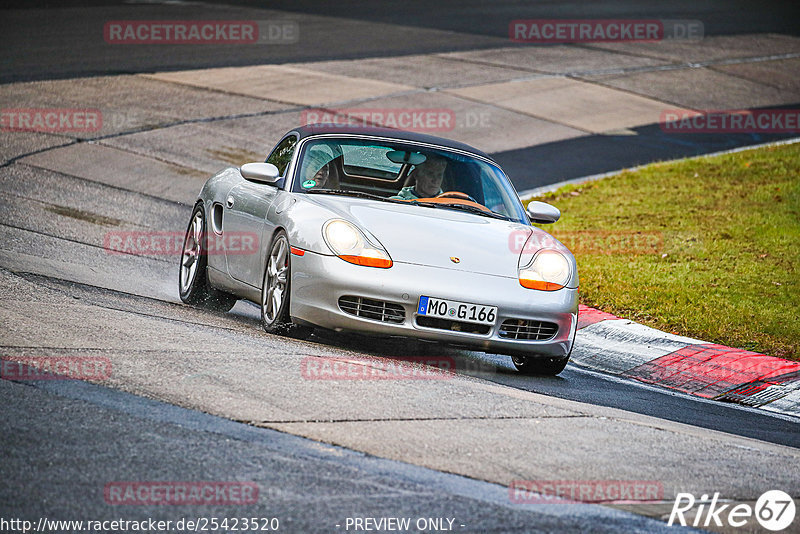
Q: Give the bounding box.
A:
[0,221,175,265]
[0,105,304,170]
[11,161,192,208]
[137,71,428,110]
[566,74,793,116]
[4,269,253,333]
[248,415,590,425]
[434,49,800,88]
[0,346,256,355]
[439,90,596,135]
[0,139,78,169]
[436,50,800,122]
[575,41,800,68]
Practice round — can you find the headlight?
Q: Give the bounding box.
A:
[519,249,570,290]
[323,219,392,268]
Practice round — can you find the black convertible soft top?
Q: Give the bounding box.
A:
[291,124,494,162]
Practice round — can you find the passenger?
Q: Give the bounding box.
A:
[390,156,447,200]
[312,161,333,188]
[302,146,337,189]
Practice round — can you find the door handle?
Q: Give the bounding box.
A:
[226,196,234,208]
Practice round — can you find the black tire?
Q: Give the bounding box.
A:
[260,230,313,339]
[511,354,570,376]
[178,203,238,312]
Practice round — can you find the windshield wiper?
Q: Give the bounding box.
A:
[411,200,511,221]
[305,189,405,203]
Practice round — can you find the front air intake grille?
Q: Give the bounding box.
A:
[498,319,558,340]
[415,316,491,335]
[338,296,405,324]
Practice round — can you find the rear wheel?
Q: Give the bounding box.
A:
[511,354,569,376]
[178,203,238,312]
[260,230,313,339]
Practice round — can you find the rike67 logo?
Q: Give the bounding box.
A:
[669,490,795,531]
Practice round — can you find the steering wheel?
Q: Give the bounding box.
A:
[436,191,478,203]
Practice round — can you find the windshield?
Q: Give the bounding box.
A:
[291,138,528,224]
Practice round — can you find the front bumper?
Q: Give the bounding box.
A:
[291,251,578,358]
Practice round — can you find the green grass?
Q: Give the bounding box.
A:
[527,142,800,360]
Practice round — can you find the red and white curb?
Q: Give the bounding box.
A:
[570,305,800,417]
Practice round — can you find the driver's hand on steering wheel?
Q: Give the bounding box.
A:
[436,191,479,203]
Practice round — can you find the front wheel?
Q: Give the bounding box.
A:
[511,354,569,376]
[260,230,312,339]
[178,203,238,312]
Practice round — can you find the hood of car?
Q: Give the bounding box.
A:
[301,195,544,278]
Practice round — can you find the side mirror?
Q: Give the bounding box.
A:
[240,162,281,185]
[526,201,561,224]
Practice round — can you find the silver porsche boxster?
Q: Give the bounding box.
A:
[179,125,579,375]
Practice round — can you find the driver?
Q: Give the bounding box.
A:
[390,156,446,200]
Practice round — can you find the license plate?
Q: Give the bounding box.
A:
[417,296,497,326]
